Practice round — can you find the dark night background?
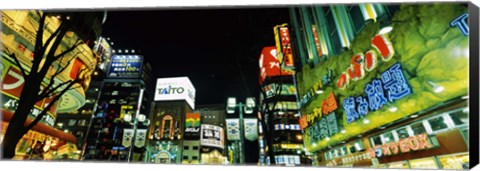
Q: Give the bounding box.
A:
[102,7,291,105]
[101,7,291,164]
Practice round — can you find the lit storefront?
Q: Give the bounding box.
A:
[289,3,469,169]
[1,11,103,160]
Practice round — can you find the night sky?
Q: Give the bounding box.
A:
[101,6,291,105]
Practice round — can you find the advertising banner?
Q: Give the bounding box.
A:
[274,26,295,68]
[226,119,240,141]
[184,113,201,140]
[200,124,224,149]
[107,55,143,78]
[298,4,469,152]
[134,129,147,148]
[1,59,57,126]
[243,118,258,141]
[154,77,196,109]
[258,46,294,84]
[122,129,134,148]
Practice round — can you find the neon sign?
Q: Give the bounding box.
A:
[450,13,469,36]
[305,93,338,124]
[337,34,395,90]
[366,133,433,158]
[344,62,412,124]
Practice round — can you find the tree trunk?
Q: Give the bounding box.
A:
[1,77,40,159]
[1,124,27,159]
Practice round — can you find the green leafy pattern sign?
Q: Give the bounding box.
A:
[298,4,469,152]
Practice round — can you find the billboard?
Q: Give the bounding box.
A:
[200,124,224,149]
[274,25,295,68]
[107,55,143,78]
[258,46,294,84]
[225,119,240,141]
[298,4,469,152]
[184,113,201,140]
[154,77,196,109]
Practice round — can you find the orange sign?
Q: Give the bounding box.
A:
[321,93,338,115]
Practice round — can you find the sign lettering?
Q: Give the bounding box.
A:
[367,133,433,158]
[450,13,469,36]
[337,34,394,89]
[344,63,412,124]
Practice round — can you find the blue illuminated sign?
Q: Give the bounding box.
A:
[450,13,469,36]
[107,55,143,78]
[344,63,412,124]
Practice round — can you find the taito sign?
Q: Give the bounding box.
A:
[337,34,395,90]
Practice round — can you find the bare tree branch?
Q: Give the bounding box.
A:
[42,20,65,52]
[37,80,73,101]
[27,67,86,131]
[30,12,47,74]
[38,52,79,98]
[25,79,78,131]
[54,39,83,60]
[10,53,27,77]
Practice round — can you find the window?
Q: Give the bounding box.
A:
[184,146,189,150]
[68,119,77,126]
[78,119,87,126]
[396,127,410,139]
[411,122,427,135]
[324,152,331,160]
[324,7,341,55]
[339,146,348,157]
[347,5,365,34]
[381,132,395,144]
[428,116,449,132]
[183,156,188,160]
[192,156,198,160]
[76,131,84,137]
[371,135,382,147]
[448,109,468,126]
[192,146,199,150]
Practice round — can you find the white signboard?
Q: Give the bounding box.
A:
[200,124,224,149]
[154,77,196,109]
[244,118,258,141]
[226,119,241,141]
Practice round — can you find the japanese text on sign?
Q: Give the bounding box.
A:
[337,34,395,90]
[344,62,412,124]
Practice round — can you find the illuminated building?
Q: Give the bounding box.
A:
[54,36,112,159]
[194,104,227,165]
[145,77,195,164]
[258,43,309,165]
[83,51,154,162]
[0,11,104,160]
[288,3,471,169]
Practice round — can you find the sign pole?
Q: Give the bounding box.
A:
[128,87,144,162]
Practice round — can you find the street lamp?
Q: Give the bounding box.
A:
[125,88,150,162]
[225,97,256,164]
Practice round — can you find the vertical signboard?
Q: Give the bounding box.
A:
[243,118,258,141]
[200,124,224,149]
[184,113,201,140]
[226,119,241,141]
[274,25,295,68]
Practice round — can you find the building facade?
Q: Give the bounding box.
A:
[145,77,196,164]
[195,104,227,164]
[83,52,153,162]
[0,10,104,160]
[289,3,470,169]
